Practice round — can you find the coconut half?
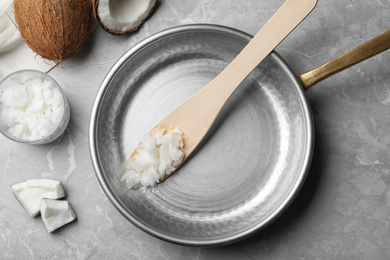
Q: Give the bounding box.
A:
[93,0,157,36]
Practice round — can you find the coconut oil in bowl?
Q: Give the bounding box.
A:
[0,70,70,144]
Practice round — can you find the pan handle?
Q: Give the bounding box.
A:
[298,30,390,90]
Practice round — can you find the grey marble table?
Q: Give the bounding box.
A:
[1,0,390,259]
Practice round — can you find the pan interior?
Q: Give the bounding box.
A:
[92,25,312,245]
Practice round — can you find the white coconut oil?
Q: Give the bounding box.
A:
[0,71,68,143]
[120,128,185,190]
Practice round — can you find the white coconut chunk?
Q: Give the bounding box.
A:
[44,106,52,121]
[26,99,44,114]
[169,144,182,160]
[50,88,63,107]
[31,79,44,100]
[128,157,143,173]
[154,128,165,138]
[0,84,28,108]
[97,0,156,32]
[123,170,141,189]
[120,128,185,190]
[40,80,52,90]
[40,199,76,233]
[144,167,160,182]
[159,144,170,162]
[158,160,175,177]
[10,124,24,139]
[174,128,183,135]
[142,133,156,151]
[11,179,65,218]
[137,149,159,169]
[50,105,64,126]
[43,88,53,101]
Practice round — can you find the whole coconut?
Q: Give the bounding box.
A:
[13,0,91,62]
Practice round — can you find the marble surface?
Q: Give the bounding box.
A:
[1,0,390,259]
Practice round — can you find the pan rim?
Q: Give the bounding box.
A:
[89,23,315,247]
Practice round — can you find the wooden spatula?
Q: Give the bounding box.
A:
[134,0,318,159]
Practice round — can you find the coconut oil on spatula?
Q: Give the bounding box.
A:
[120,0,318,189]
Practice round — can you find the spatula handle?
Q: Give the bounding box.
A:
[150,0,318,157]
[299,30,390,90]
[203,0,318,102]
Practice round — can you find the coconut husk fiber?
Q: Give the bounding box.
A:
[13,0,91,63]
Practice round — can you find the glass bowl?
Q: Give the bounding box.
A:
[0,70,70,145]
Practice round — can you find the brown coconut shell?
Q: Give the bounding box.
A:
[13,0,91,63]
[92,0,158,36]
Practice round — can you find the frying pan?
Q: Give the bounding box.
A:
[89,24,390,246]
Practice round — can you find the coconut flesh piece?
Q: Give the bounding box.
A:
[11,179,65,218]
[40,199,76,233]
[120,128,185,190]
[95,0,156,35]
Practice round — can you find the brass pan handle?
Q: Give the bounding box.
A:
[299,30,390,90]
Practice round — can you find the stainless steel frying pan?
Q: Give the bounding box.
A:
[89,24,390,246]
